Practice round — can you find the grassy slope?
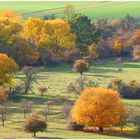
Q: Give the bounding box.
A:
[0,60,140,138]
[0,1,140,19]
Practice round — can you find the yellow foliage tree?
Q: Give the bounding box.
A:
[0,53,18,87]
[0,18,22,46]
[44,19,76,57]
[71,87,128,132]
[23,17,46,47]
[114,39,122,55]
[0,9,21,22]
[88,43,99,59]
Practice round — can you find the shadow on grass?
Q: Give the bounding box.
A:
[13,94,69,103]
[85,74,116,78]
[84,129,140,139]
[37,136,63,139]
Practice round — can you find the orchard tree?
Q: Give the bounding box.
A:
[0,53,18,87]
[0,102,9,127]
[43,100,53,121]
[24,111,47,137]
[117,103,128,133]
[73,59,89,75]
[67,76,98,99]
[22,66,39,94]
[21,99,34,118]
[71,87,128,132]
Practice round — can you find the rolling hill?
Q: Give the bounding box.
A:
[0,1,140,20]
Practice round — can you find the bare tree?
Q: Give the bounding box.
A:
[21,99,34,118]
[0,102,9,127]
[64,5,75,21]
[43,100,53,121]
[22,66,39,94]
[67,76,98,99]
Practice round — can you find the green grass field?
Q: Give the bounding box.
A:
[0,59,140,139]
[0,1,140,19]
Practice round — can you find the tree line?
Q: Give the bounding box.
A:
[0,8,140,68]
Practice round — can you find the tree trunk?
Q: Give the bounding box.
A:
[121,126,123,133]
[99,127,104,133]
[33,132,36,137]
[2,118,4,127]
[24,109,26,119]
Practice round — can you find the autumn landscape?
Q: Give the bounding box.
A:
[0,1,140,139]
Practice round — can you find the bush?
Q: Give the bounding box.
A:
[73,59,90,75]
[109,79,140,99]
[119,83,140,99]
[67,116,84,131]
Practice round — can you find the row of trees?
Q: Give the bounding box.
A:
[0,9,140,68]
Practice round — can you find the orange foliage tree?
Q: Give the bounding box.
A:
[0,9,21,22]
[0,87,8,103]
[113,39,122,55]
[71,87,128,132]
[0,53,18,87]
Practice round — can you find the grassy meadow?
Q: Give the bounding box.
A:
[0,1,140,19]
[0,59,140,139]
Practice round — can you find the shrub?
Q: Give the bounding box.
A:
[108,78,123,90]
[24,111,47,137]
[67,116,84,131]
[38,86,48,96]
[71,87,128,132]
[73,59,89,75]
[119,80,140,99]
[109,79,140,99]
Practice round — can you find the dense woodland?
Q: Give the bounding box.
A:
[0,6,140,138]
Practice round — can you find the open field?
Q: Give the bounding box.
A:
[0,1,140,19]
[0,60,140,139]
